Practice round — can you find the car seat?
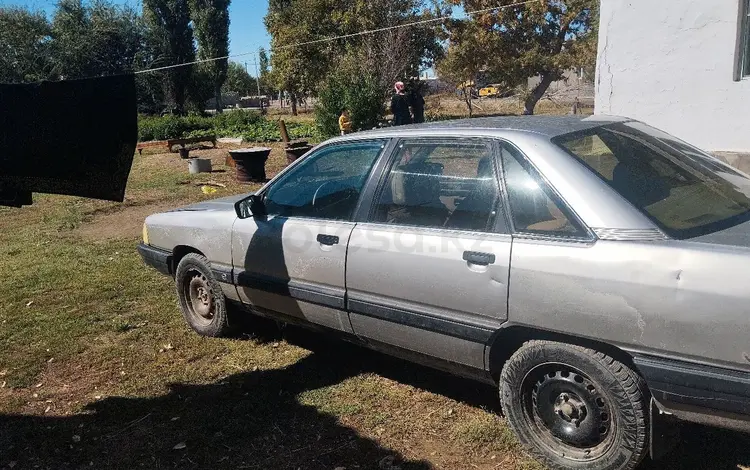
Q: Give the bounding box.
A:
[444,156,497,231]
[387,161,449,227]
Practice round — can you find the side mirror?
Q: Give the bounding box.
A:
[235,194,267,219]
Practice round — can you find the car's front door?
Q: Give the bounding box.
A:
[232,139,389,332]
[346,138,511,370]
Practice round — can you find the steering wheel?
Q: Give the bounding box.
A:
[312,181,335,207]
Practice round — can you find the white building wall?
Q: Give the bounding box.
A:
[595,0,750,152]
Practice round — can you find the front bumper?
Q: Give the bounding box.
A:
[137,243,172,276]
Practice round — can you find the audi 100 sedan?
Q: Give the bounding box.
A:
[138,116,750,470]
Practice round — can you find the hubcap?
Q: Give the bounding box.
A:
[526,366,613,453]
[187,273,214,320]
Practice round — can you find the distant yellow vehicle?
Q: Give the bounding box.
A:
[478,84,508,98]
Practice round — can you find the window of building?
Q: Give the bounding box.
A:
[372,139,501,232]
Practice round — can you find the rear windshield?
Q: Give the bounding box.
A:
[553,122,750,239]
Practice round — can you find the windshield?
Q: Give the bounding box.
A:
[553,122,750,239]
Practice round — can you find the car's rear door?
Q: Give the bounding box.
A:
[346,138,511,370]
[231,139,390,332]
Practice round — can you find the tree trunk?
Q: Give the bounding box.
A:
[214,83,223,114]
[290,91,298,116]
[463,87,473,117]
[523,73,555,115]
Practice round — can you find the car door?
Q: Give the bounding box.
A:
[346,138,511,370]
[232,139,389,332]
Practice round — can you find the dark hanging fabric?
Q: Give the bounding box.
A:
[0,74,137,207]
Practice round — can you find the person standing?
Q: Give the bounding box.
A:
[409,83,425,124]
[338,108,352,136]
[390,81,412,126]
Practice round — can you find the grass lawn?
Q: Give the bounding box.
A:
[1,143,749,469]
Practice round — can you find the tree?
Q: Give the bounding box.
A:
[437,19,490,116]
[335,0,446,98]
[189,0,230,112]
[0,7,54,83]
[50,0,144,80]
[265,0,444,116]
[143,0,195,113]
[442,0,598,114]
[265,0,331,115]
[223,61,256,95]
[258,47,272,95]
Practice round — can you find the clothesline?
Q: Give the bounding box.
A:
[134,0,537,75]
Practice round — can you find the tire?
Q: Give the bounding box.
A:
[499,340,649,470]
[175,253,234,337]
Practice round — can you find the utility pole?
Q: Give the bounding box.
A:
[244,62,250,96]
[254,56,261,97]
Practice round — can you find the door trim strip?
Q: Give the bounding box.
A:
[234,271,345,310]
[348,298,495,343]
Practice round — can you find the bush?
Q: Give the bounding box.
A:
[138,110,321,143]
[137,114,213,141]
[315,73,384,138]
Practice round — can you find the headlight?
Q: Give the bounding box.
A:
[142,223,150,245]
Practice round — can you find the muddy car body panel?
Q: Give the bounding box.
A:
[139,116,750,448]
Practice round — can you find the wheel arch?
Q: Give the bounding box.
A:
[486,325,640,382]
[171,245,206,275]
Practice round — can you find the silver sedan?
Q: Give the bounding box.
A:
[139,115,750,470]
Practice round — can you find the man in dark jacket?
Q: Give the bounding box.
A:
[409,84,425,124]
[390,81,411,126]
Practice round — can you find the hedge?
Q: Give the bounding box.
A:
[138,110,321,143]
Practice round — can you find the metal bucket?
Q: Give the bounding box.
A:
[188,158,212,174]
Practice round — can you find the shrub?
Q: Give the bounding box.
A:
[138,110,321,143]
[137,114,212,141]
[315,72,384,138]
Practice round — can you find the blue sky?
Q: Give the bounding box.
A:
[0,0,273,64]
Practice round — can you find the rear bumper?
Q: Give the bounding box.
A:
[137,243,172,276]
[634,355,750,431]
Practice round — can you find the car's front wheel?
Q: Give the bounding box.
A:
[500,340,649,470]
[175,253,233,337]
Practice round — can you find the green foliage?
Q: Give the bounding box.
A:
[265,0,443,115]
[189,0,231,110]
[138,111,320,142]
[441,0,599,114]
[137,113,214,141]
[223,61,257,95]
[0,7,54,83]
[315,73,384,137]
[143,0,195,112]
[50,0,144,79]
[258,47,273,95]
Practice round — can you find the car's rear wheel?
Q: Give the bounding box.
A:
[175,253,233,337]
[500,340,648,470]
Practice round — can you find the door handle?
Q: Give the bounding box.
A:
[317,234,339,246]
[463,251,495,266]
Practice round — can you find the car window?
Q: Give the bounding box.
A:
[264,140,386,220]
[500,143,586,237]
[554,122,750,238]
[371,139,500,232]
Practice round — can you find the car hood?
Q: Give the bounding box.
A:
[692,218,750,248]
[170,193,249,212]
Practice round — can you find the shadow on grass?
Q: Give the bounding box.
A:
[0,336,432,470]
[2,326,750,469]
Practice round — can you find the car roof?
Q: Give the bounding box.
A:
[344,114,631,140]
